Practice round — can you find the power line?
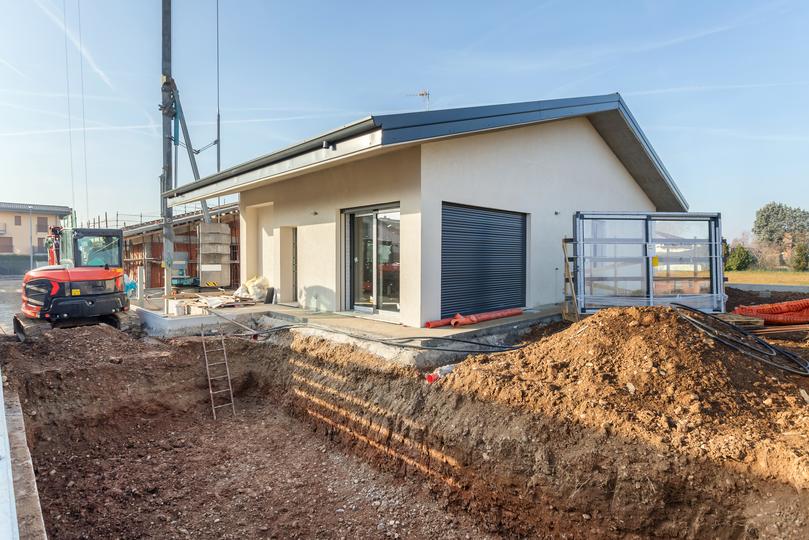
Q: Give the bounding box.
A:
[77,0,90,222]
[62,0,76,216]
[216,0,221,210]
[216,0,221,173]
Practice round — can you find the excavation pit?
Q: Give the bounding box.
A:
[2,308,809,538]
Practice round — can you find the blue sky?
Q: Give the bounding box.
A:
[0,0,807,239]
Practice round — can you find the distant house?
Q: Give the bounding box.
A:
[165,93,688,327]
[0,202,72,273]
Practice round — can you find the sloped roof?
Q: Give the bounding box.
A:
[166,93,687,211]
[0,201,71,216]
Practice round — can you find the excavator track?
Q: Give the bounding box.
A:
[13,311,142,342]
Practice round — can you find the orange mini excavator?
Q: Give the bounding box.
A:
[13,226,134,342]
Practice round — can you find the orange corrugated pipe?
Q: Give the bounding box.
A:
[424,316,455,329]
[450,307,523,327]
[734,298,809,316]
[734,298,809,325]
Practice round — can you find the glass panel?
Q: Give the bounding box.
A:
[651,220,710,241]
[352,214,374,311]
[76,235,121,267]
[582,218,645,241]
[583,242,645,258]
[654,278,712,296]
[584,260,646,297]
[376,210,400,312]
[652,242,710,258]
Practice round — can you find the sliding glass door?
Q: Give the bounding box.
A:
[350,208,400,314]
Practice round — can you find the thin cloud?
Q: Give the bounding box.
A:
[624,24,733,55]
[0,100,105,126]
[0,57,27,79]
[648,125,809,144]
[444,1,789,75]
[625,81,809,96]
[0,114,349,138]
[32,0,114,89]
[0,88,127,102]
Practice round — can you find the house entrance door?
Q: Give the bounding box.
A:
[349,208,400,314]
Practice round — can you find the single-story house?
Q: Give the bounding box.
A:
[165,93,688,327]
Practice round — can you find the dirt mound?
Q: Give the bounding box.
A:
[30,323,160,363]
[445,307,809,475]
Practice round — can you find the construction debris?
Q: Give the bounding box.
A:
[3,305,809,537]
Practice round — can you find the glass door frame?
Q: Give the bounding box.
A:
[343,202,400,315]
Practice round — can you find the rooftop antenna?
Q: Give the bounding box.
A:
[406,89,431,111]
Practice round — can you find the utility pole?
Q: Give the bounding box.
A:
[216,0,221,175]
[160,0,174,311]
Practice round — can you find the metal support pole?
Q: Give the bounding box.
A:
[137,266,144,301]
[160,0,175,313]
[216,0,221,212]
[172,84,211,224]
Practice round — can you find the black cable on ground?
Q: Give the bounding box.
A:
[671,303,809,377]
[226,320,531,354]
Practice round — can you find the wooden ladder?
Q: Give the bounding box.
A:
[201,322,236,420]
[562,238,581,323]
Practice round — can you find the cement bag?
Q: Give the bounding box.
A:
[233,284,250,299]
[245,276,270,302]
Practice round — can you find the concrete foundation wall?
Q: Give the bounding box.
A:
[420,117,656,321]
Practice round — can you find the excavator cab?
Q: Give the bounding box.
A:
[13,227,133,342]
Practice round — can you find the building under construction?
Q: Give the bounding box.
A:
[123,202,239,289]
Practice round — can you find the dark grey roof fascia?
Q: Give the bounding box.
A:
[165,93,687,211]
[164,117,377,199]
[0,202,72,216]
[373,94,620,136]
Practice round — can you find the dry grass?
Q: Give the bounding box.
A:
[725,270,809,286]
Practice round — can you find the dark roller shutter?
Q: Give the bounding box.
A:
[441,203,526,318]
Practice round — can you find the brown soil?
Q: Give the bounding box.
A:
[726,286,809,312]
[3,309,809,539]
[0,329,490,540]
[439,307,809,536]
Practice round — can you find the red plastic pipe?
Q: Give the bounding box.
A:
[424,316,454,328]
[449,307,523,327]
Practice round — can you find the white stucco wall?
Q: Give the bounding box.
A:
[419,117,656,323]
[238,116,659,328]
[240,147,423,326]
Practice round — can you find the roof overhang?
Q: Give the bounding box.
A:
[165,93,688,212]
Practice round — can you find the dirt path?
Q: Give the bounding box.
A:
[33,401,494,540]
